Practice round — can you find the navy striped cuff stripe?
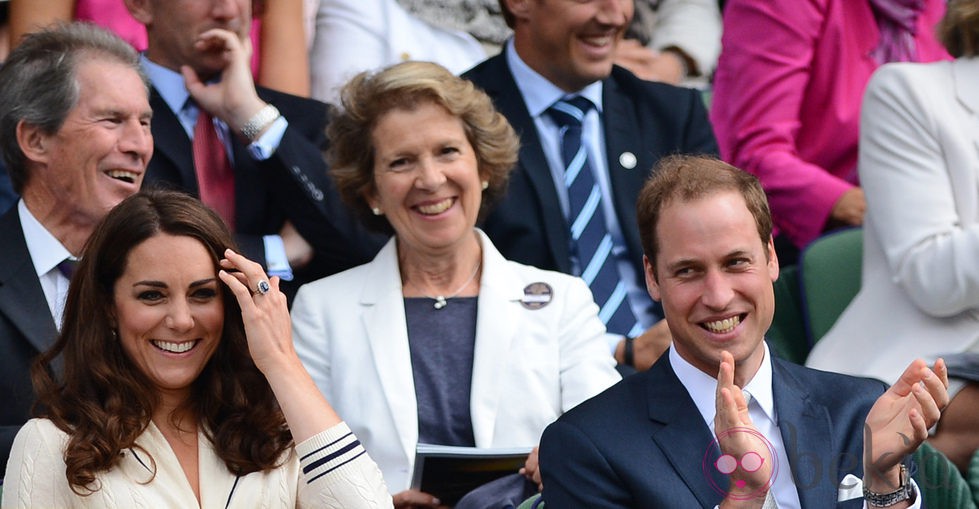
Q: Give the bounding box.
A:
[305,449,368,485]
[299,431,354,462]
[302,439,362,474]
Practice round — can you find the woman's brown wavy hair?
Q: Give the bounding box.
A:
[32,189,292,494]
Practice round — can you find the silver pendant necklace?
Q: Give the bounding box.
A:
[409,261,481,310]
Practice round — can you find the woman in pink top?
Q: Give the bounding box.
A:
[710,0,950,262]
[8,0,310,96]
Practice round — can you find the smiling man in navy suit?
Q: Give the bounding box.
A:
[463,0,717,373]
[539,155,949,508]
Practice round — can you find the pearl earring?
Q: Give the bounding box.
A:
[371,207,383,216]
[481,181,489,190]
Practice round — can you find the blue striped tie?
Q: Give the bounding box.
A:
[548,97,642,337]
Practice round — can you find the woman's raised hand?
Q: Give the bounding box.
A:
[218,248,342,441]
[218,249,295,375]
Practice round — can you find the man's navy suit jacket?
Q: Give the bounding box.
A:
[463,54,718,288]
[0,206,58,469]
[540,350,887,508]
[145,85,384,288]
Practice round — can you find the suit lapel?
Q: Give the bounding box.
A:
[601,77,647,271]
[773,359,837,508]
[480,56,573,273]
[469,231,522,446]
[360,239,419,463]
[0,208,58,355]
[647,357,726,507]
[147,87,198,193]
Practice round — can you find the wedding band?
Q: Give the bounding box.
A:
[255,280,271,295]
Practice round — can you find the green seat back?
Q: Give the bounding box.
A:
[516,493,544,509]
[969,448,979,507]
[912,441,977,509]
[800,228,863,346]
[767,264,808,364]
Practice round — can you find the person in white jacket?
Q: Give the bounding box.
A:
[291,61,620,507]
[806,0,979,472]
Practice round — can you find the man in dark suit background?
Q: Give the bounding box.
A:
[539,155,948,508]
[123,0,383,297]
[463,0,717,372]
[0,23,152,469]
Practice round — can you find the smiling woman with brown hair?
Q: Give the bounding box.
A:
[2,189,392,508]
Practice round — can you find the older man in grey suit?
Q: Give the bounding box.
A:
[0,23,152,469]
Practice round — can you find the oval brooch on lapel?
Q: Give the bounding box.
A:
[521,282,553,310]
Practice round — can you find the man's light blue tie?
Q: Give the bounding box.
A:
[547,97,641,337]
[742,390,780,509]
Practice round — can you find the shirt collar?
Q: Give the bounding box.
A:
[670,342,777,431]
[18,199,74,279]
[504,39,604,119]
[140,54,191,115]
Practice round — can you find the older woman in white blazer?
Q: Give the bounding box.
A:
[806,0,979,472]
[290,62,620,507]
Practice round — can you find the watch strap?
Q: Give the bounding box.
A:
[864,464,914,507]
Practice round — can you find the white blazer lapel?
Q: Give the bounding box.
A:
[469,230,524,446]
[360,238,419,464]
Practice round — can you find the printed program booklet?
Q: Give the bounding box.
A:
[410,443,533,505]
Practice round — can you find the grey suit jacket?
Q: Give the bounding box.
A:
[0,206,57,470]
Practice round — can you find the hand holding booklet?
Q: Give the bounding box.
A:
[411,443,533,506]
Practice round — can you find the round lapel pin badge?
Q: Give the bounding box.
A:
[521,282,553,310]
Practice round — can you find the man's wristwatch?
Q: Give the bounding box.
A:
[623,336,636,368]
[864,464,914,507]
[240,104,281,141]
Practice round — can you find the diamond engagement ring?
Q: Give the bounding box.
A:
[255,280,271,295]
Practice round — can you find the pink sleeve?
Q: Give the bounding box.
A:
[710,0,851,247]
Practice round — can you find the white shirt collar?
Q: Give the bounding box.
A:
[18,199,73,279]
[504,39,604,119]
[669,342,777,432]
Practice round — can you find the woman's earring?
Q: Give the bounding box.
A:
[481,181,489,190]
[371,207,383,216]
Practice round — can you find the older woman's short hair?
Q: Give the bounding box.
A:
[636,155,773,280]
[327,61,519,235]
[0,22,146,194]
[939,0,979,58]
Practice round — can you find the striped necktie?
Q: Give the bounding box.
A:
[547,97,641,337]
